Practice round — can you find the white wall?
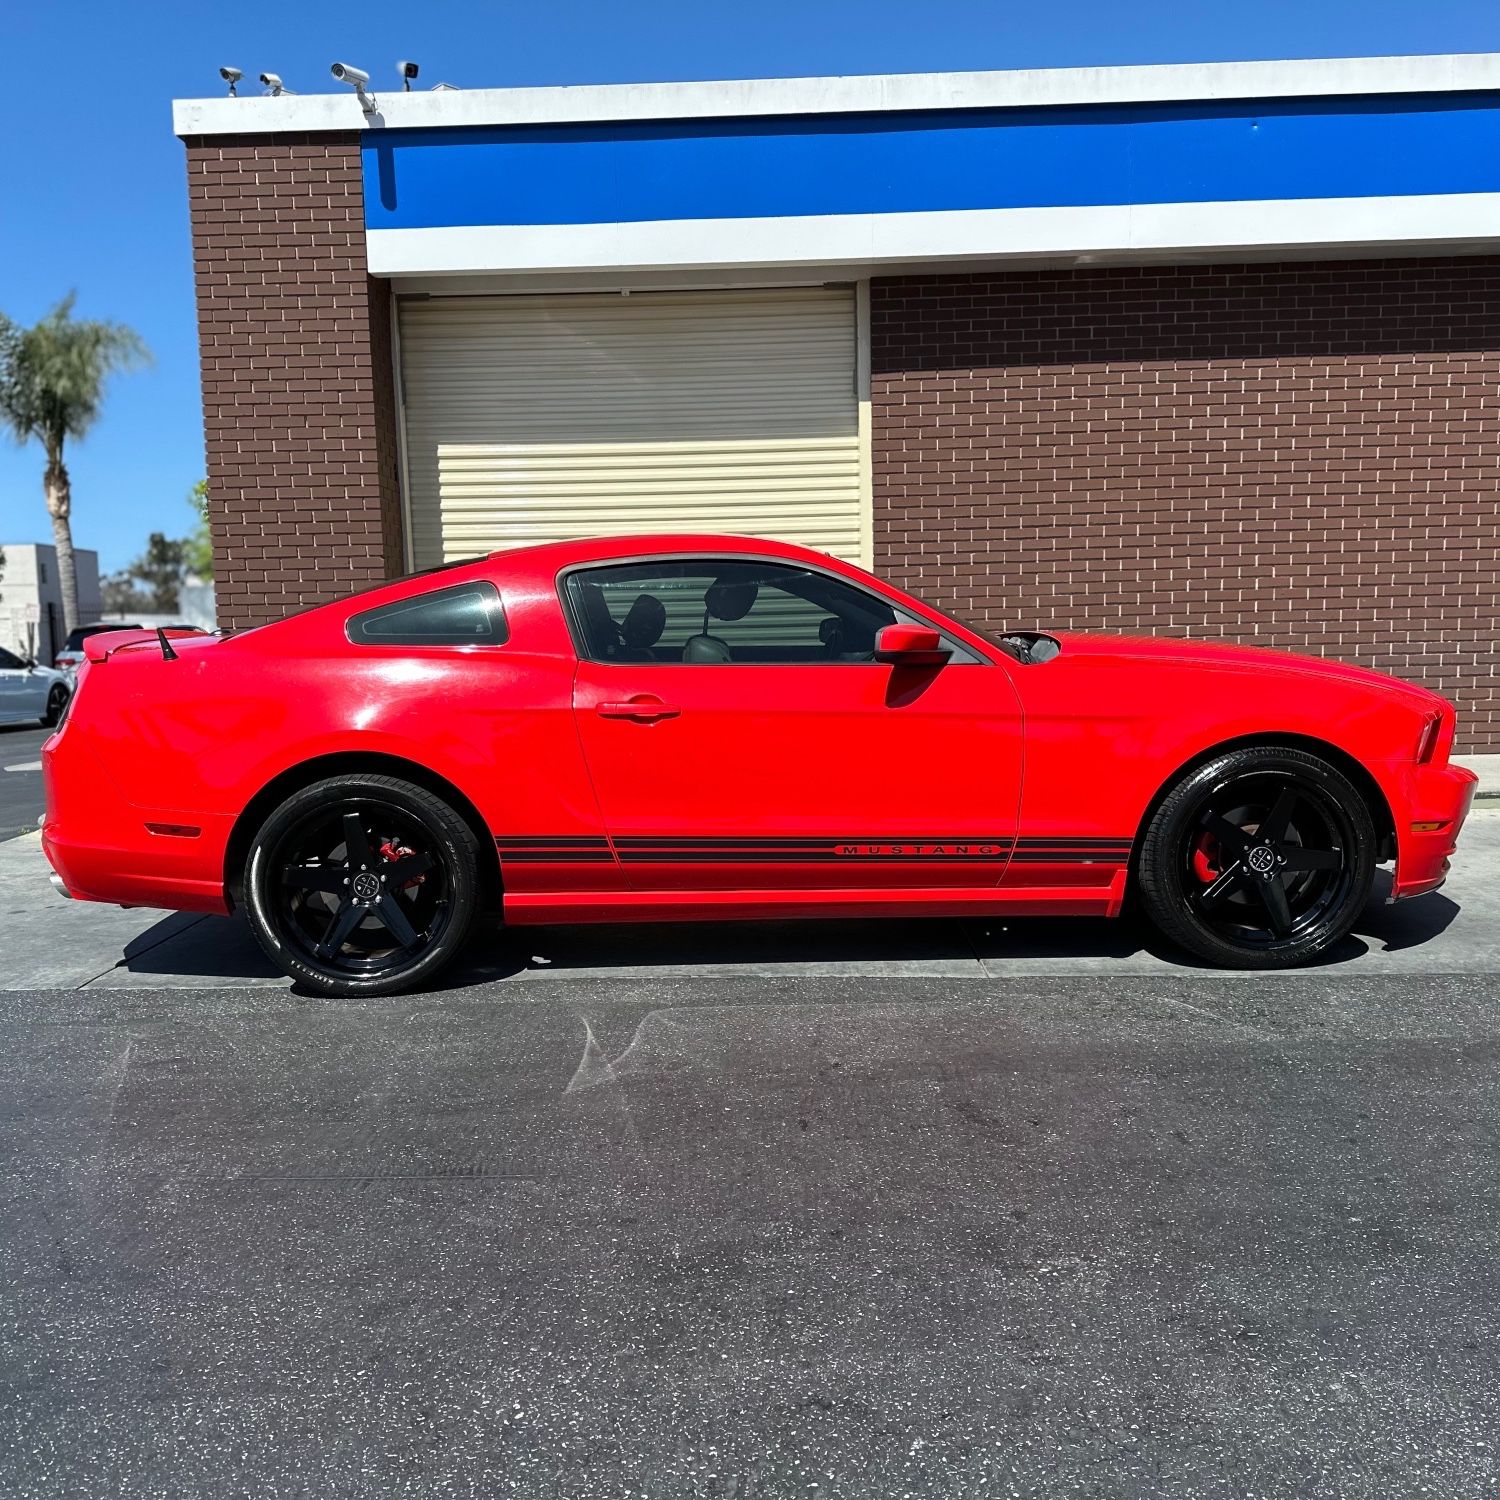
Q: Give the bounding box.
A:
[0,543,104,661]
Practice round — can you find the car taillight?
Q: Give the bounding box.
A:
[1416,714,1442,764]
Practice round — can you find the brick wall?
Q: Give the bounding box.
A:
[183,132,404,630]
[872,259,1500,751]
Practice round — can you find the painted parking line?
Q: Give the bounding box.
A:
[4,762,42,773]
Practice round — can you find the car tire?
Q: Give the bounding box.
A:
[244,773,480,996]
[41,685,68,728]
[1137,746,1377,969]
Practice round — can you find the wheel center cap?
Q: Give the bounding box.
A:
[1247,845,1277,875]
[351,872,381,902]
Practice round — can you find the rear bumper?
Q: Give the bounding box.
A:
[1389,761,1479,901]
[42,826,231,913]
[41,732,232,914]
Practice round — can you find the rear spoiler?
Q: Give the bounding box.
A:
[83,627,208,663]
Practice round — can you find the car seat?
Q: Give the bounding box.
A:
[576,581,626,659]
[616,593,667,662]
[683,577,759,663]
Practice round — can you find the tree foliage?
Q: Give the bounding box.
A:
[0,294,148,458]
[183,479,214,579]
[103,532,186,615]
[0,294,150,631]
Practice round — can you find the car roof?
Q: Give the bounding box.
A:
[231,535,871,645]
[487,533,837,571]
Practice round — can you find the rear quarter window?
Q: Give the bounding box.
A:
[347,581,508,647]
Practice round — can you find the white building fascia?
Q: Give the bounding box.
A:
[173,52,1500,138]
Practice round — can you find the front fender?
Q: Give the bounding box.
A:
[1013,654,1438,845]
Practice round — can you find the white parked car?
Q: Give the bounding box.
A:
[0,646,72,727]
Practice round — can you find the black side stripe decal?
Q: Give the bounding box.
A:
[615,854,1013,865]
[494,836,613,864]
[1014,839,1133,848]
[500,853,617,863]
[494,837,610,848]
[494,836,1131,865]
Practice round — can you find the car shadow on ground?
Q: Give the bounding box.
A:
[111,913,282,984]
[1357,869,1464,951]
[109,866,1463,989]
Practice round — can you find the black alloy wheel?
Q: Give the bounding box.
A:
[42,685,68,727]
[244,774,479,995]
[1137,746,1377,968]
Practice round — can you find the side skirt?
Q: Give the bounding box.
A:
[503,873,1129,926]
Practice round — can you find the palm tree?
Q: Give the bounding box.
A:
[0,295,149,632]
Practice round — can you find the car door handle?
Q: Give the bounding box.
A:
[596,697,680,722]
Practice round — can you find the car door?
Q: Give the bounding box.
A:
[0,647,28,723]
[568,556,1024,892]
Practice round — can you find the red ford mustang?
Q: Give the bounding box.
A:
[42,535,1476,995]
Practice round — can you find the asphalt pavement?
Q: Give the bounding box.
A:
[4,809,1498,990]
[3,972,1499,1497]
[0,722,49,841]
[4,795,1498,1496]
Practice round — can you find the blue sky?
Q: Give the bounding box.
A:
[2,1,1498,574]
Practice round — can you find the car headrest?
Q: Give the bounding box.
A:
[705,578,758,622]
[620,593,667,648]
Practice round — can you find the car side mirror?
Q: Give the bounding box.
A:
[874,623,951,667]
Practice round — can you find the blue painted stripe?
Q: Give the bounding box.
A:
[363,92,1500,231]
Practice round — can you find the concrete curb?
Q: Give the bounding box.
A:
[1454,755,1500,800]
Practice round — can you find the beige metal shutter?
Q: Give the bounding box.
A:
[397,287,863,570]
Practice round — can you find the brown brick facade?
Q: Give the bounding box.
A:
[871,260,1500,751]
[184,132,403,630]
[179,154,1499,751]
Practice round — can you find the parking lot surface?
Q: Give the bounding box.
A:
[3,972,1499,1497]
[4,809,1497,1496]
[0,723,49,842]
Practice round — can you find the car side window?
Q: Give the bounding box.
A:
[0,648,23,670]
[565,559,907,665]
[347,581,508,647]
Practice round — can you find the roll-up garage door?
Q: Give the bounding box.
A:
[397,287,863,570]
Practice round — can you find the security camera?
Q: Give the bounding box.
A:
[397,59,419,90]
[259,72,290,96]
[330,62,370,89]
[219,65,242,96]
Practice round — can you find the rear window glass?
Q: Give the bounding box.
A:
[347,582,508,647]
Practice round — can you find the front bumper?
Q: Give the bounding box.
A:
[1389,761,1479,901]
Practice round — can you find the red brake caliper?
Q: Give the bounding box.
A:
[1190,832,1221,885]
[379,840,425,891]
